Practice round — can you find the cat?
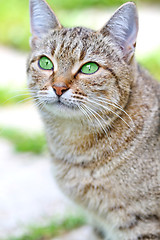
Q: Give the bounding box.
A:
[27,0,160,239]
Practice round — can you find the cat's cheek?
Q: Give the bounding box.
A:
[31,61,53,78]
[27,74,38,90]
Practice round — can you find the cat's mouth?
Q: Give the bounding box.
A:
[56,100,78,109]
[46,97,79,110]
[44,98,82,118]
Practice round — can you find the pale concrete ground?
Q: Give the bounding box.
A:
[52,226,97,240]
[0,139,79,239]
[0,6,160,240]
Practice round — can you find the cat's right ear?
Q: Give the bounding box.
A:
[100,2,138,63]
[29,0,62,48]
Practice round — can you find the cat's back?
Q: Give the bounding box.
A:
[134,64,160,161]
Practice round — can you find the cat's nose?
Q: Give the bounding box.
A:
[52,83,69,97]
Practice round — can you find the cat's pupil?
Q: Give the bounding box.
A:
[87,65,91,71]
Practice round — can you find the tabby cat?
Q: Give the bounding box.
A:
[27,0,160,239]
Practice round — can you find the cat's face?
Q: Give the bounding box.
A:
[27,0,138,126]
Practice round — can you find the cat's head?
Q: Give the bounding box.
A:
[27,0,138,126]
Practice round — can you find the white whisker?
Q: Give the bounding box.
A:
[2,93,33,105]
[96,96,135,127]
[86,98,132,130]
[82,103,113,152]
[16,96,35,104]
[34,99,46,111]
[78,105,91,122]
[78,104,97,132]
[73,93,134,129]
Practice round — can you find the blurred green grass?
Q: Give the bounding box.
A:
[8,215,86,240]
[0,88,30,105]
[0,0,30,50]
[0,126,46,154]
[138,49,160,82]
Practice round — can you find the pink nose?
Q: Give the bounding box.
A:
[52,84,69,96]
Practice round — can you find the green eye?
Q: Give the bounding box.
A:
[81,62,99,74]
[38,56,53,70]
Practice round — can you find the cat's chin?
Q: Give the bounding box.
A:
[43,102,82,119]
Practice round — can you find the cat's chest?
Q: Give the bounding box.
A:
[45,121,102,164]
[52,157,125,212]
[52,160,131,239]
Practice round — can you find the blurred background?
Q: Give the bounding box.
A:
[0,0,160,239]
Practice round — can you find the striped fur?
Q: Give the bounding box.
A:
[27,1,160,239]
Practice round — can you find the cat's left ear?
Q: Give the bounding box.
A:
[29,0,62,47]
[100,2,138,63]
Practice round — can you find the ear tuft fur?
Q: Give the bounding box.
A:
[30,0,61,43]
[100,2,138,62]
